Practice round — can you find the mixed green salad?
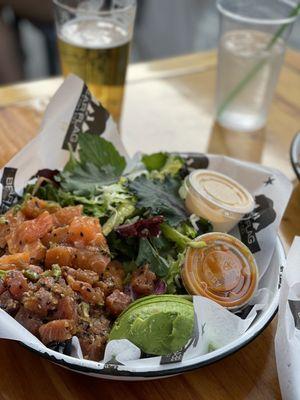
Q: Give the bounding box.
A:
[25,133,211,294]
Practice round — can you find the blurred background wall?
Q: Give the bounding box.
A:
[0,0,300,84]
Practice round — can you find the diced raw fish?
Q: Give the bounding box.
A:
[97,260,124,295]
[10,211,53,245]
[105,289,131,316]
[67,276,104,306]
[78,316,110,361]
[131,264,156,295]
[0,279,5,295]
[0,290,19,315]
[41,226,69,247]
[15,306,42,334]
[68,216,108,251]
[21,197,60,219]
[0,209,26,248]
[45,246,76,268]
[5,270,28,300]
[23,287,58,317]
[88,315,110,336]
[52,206,83,227]
[79,336,107,361]
[62,267,99,285]
[0,221,10,249]
[74,248,110,274]
[23,240,46,264]
[52,296,77,321]
[45,246,110,274]
[39,319,76,344]
[0,253,30,270]
[7,211,53,259]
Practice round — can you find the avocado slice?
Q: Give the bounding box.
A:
[116,294,192,318]
[109,295,194,356]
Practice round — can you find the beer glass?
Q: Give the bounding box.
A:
[53,0,136,123]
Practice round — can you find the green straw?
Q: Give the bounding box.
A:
[216,3,300,118]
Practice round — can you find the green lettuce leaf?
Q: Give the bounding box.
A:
[165,252,186,294]
[142,152,184,179]
[78,133,126,174]
[142,152,168,171]
[60,133,126,195]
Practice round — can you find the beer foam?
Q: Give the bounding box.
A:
[59,17,130,49]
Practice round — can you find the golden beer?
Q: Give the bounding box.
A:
[58,17,131,122]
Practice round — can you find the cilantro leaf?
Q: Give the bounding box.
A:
[60,133,126,195]
[136,238,169,277]
[128,175,188,226]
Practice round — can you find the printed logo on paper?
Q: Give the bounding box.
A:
[0,167,18,213]
[62,84,109,151]
[160,348,186,364]
[186,155,209,170]
[288,300,300,330]
[103,356,124,372]
[238,194,277,253]
[278,265,284,289]
[178,155,209,179]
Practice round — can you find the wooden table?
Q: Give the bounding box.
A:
[0,50,299,400]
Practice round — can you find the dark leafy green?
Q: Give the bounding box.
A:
[61,163,120,195]
[107,231,139,260]
[193,217,213,235]
[128,175,187,226]
[136,238,169,277]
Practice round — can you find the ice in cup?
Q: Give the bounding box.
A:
[184,170,254,232]
[182,232,258,309]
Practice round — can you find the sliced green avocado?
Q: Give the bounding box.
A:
[116,294,193,319]
[109,295,194,356]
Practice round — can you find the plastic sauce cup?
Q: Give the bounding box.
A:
[184,170,254,232]
[182,232,258,310]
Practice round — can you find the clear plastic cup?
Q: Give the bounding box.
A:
[215,0,299,132]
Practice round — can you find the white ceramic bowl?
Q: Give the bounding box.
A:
[17,152,285,380]
[22,237,284,380]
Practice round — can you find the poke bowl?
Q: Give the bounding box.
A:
[0,77,292,380]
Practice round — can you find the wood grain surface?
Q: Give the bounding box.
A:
[0,49,300,400]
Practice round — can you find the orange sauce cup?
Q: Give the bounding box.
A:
[182,232,258,309]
